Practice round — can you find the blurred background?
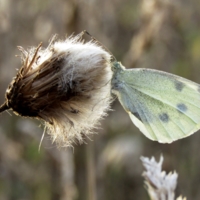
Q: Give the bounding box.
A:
[0,0,200,199]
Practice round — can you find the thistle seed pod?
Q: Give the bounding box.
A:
[0,33,113,147]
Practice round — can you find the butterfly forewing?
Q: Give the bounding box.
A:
[112,63,200,143]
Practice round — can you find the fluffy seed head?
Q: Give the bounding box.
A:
[1,33,113,147]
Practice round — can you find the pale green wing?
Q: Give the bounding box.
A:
[112,66,200,143]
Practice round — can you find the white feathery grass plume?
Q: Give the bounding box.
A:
[0,32,113,147]
[176,197,186,200]
[141,156,186,200]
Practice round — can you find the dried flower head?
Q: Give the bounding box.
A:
[0,33,113,147]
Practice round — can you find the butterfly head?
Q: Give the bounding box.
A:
[111,61,125,73]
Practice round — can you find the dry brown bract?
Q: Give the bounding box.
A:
[0,33,113,147]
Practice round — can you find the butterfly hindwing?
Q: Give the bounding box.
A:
[111,62,200,143]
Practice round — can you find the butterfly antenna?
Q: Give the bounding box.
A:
[83,30,117,62]
[0,102,9,114]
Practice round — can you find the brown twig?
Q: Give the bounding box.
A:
[0,102,9,113]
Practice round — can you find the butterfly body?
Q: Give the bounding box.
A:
[111,61,200,143]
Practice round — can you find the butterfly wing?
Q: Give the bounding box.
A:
[111,63,200,143]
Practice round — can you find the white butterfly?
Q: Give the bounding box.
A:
[111,61,200,143]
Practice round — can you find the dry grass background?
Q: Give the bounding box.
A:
[0,0,200,199]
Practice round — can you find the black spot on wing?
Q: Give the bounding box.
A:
[131,111,142,122]
[159,113,169,123]
[174,81,184,92]
[130,107,152,123]
[177,103,187,113]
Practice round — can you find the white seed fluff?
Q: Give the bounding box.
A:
[6,33,113,147]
